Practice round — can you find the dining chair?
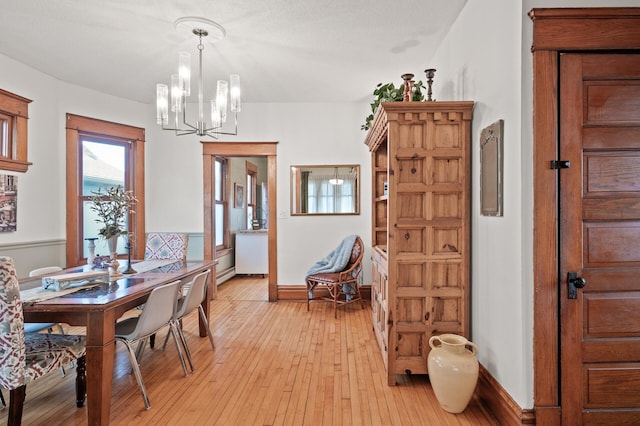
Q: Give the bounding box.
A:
[114,280,188,409]
[26,266,65,335]
[144,232,189,261]
[0,256,87,425]
[162,270,214,373]
[142,233,189,348]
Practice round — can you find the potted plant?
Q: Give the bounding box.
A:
[361,79,425,131]
[89,185,137,256]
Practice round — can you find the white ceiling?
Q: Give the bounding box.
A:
[0,0,466,104]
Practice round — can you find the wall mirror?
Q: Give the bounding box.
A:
[291,164,360,215]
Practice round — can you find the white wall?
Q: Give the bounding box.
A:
[0,53,149,274]
[145,102,372,285]
[426,0,529,407]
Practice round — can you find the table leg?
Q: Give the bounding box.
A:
[85,309,116,425]
[198,270,214,337]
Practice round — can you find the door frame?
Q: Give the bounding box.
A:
[530,7,640,424]
[202,141,278,302]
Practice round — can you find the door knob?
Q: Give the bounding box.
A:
[568,271,586,299]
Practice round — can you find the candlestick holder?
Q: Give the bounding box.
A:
[424,68,436,101]
[122,241,137,274]
[109,258,122,278]
[401,73,414,102]
[85,237,98,266]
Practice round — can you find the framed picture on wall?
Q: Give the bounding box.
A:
[0,174,17,232]
[480,119,504,216]
[234,183,244,208]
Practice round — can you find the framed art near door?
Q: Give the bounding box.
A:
[0,174,17,232]
[480,119,503,216]
[234,183,244,208]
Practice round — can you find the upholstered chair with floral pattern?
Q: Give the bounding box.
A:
[0,256,86,424]
[142,233,189,348]
[144,233,189,261]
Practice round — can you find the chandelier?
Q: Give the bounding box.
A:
[156,17,241,138]
[329,167,344,185]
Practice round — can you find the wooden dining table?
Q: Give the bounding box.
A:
[21,259,217,425]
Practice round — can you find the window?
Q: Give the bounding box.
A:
[306,173,356,214]
[0,112,13,159]
[246,161,257,229]
[66,114,145,266]
[81,139,129,254]
[0,88,32,172]
[214,157,229,250]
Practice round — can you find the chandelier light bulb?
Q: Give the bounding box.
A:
[156,84,168,125]
[211,101,221,128]
[230,74,241,112]
[216,80,229,124]
[170,74,183,113]
[178,51,191,97]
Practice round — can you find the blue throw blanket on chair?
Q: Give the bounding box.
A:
[305,234,357,278]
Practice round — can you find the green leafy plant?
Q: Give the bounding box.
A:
[361,80,425,131]
[89,185,137,239]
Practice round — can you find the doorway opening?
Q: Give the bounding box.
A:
[202,142,278,301]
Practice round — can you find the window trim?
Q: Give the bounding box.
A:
[65,113,145,266]
[0,88,32,172]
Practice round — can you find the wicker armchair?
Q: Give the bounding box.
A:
[306,236,365,318]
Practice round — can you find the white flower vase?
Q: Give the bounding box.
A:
[427,334,479,414]
[106,235,122,277]
[107,235,118,258]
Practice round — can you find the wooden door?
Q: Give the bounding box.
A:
[560,53,640,424]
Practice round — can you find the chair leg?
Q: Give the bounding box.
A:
[120,340,151,409]
[161,327,171,351]
[75,355,86,408]
[175,322,195,373]
[358,286,365,310]
[134,339,147,363]
[162,319,185,351]
[306,280,319,312]
[8,385,26,426]
[198,305,215,350]
[0,388,5,408]
[169,322,191,376]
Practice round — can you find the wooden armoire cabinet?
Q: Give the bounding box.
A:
[364,101,474,385]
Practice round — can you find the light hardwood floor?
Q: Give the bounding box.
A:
[2,276,498,425]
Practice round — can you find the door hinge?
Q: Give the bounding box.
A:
[550,160,571,169]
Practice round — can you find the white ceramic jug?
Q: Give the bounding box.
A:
[428,334,479,413]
